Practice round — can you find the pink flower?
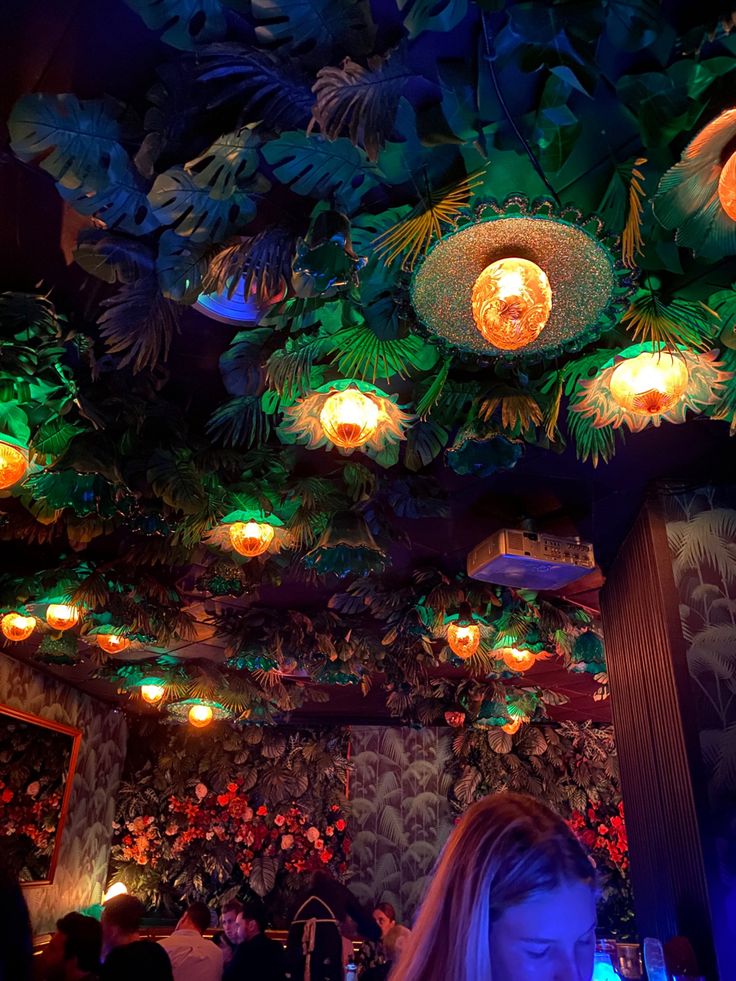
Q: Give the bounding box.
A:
[281,834,294,850]
[274,814,286,827]
[325,825,334,837]
[26,781,40,798]
[195,783,208,800]
[306,826,320,843]
[315,838,324,851]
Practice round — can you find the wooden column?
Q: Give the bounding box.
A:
[600,498,723,978]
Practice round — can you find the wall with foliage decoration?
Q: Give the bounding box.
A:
[110,719,351,924]
[348,726,455,922]
[664,485,736,946]
[0,653,127,934]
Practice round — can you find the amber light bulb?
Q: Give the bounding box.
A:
[141,684,165,704]
[502,718,523,735]
[500,647,537,673]
[0,440,27,490]
[46,604,80,631]
[188,704,214,728]
[96,633,131,655]
[447,621,481,659]
[609,350,689,416]
[1,612,36,642]
[229,520,275,557]
[319,389,380,449]
[471,257,552,351]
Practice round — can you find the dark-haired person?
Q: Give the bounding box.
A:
[0,864,33,981]
[39,912,102,980]
[100,894,173,981]
[373,902,410,965]
[159,902,222,981]
[223,903,285,981]
[216,900,242,967]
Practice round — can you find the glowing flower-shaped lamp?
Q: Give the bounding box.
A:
[229,520,276,557]
[500,646,537,673]
[319,388,380,449]
[46,604,80,631]
[0,438,27,490]
[446,603,481,660]
[188,703,214,728]
[1,612,36,642]
[502,717,523,735]
[471,257,552,351]
[141,684,165,704]
[609,350,689,415]
[96,633,131,655]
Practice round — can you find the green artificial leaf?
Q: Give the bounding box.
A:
[124,0,227,50]
[73,230,156,284]
[606,0,664,52]
[404,420,449,471]
[147,450,207,513]
[0,403,30,442]
[533,74,581,174]
[262,132,379,213]
[30,417,83,461]
[9,93,129,190]
[207,396,272,448]
[98,278,182,372]
[57,165,160,236]
[328,311,437,382]
[707,286,736,350]
[397,0,469,38]
[156,231,210,303]
[622,290,718,350]
[341,461,376,501]
[252,0,376,61]
[148,164,267,243]
[415,358,451,419]
[265,336,329,400]
[195,43,314,130]
[567,402,620,467]
[310,53,411,162]
[186,127,263,199]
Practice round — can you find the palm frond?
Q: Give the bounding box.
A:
[479,387,544,437]
[98,278,181,372]
[329,322,429,382]
[309,53,410,162]
[373,171,485,270]
[622,157,647,269]
[206,396,272,448]
[415,358,451,419]
[622,290,718,351]
[265,335,328,399]
[204,226,297,305]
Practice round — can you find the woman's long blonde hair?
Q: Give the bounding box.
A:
[389,792,595,981]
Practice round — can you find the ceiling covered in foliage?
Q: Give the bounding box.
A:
[2,0,736,727]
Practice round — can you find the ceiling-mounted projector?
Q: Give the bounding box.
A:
[467,528,595,591]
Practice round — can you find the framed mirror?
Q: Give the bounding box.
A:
[0,704,81,885]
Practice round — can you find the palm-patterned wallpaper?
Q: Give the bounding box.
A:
[664,486,736,937]
[0,653,127,933]
[348,726,454,923]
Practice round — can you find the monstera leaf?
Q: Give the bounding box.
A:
[396,0,469,38]
[252,0,376,61]
[124,0,227,50]
[73,230,156,284]
[606,0,663,51]
[186,127,264,199]
[310,53,410,161]
[58,165,160,236]
[149,163,267,242]
[156,231,210,303]
[263,131,378,211]
[195,43,314,129]
[98,278,182,371]
[403,420,449,471]
[9,93,129,189]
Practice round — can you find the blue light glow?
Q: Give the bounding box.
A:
[193,278,261,325]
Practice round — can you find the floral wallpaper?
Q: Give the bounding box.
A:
[347,726,455,924]
[0,653,127,934]
[664,485,736,949]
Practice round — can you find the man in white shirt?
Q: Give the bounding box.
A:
[159,902,223,981]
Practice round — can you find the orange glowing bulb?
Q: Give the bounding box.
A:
[229,520,275,557]
[609,350,689,415]
[502,718,523,735]
[500,647,537,673]
[319,389,380,449]
[447,621,481,659]
[103,882,128,903]
[46,604,80,631]
[719,151,736,221]
[141,684,165,704]
[471,258,552,351]
[188,704,214,728]
[1,612,36,642]
[0,440,27,490]
[96,633,131,655]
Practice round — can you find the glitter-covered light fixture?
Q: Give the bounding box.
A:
[0,437,27,490]
[471,257,552,350]
[411,196,633,360]
[167,698,233,726]
[281,380,412,460]
[445,603,481,660]
[141,683,165,704]
[1,612,36,642]
[609,350,689,415]
[46,604,80,631]
[499,646,537,673]
[96,632,131,655]
[229,520,276,557]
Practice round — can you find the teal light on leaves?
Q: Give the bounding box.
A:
[571,631,606,675]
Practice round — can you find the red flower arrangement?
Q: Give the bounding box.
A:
[0,778,61,854]
[568,800,629,874]
[111,778,350,888]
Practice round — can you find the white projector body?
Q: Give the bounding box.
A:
[467,528,595,591]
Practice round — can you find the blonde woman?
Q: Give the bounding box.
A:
[389,793,598,981]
